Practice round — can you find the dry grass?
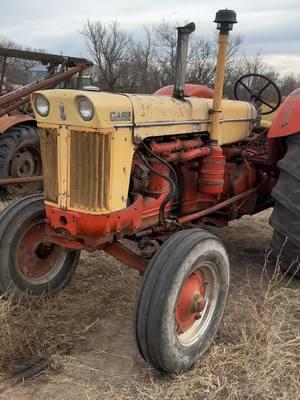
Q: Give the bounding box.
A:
[0,250,299,399]
[0,252,139,374]
[90,264,299,400]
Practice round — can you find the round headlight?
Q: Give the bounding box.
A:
[77,96,94,121]
[34,94,49,117]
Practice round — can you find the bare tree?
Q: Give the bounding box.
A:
[278,73,300,97]
[223,52,279,98]
[187,36,215,85]
[154,21,178,86]
[186,33,243,92]
[81,21,131,91]
[80,19,299,99]
[0,36,20,89]
[128,26,160,93]
[0,36,44,88]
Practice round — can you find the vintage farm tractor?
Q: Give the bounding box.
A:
[0,48,92,194]
[0,10,298,373]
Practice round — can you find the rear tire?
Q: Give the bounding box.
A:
[270,133,300,278]
[134,229,230,373]
[0,124,42,195]
[0,194,80,297]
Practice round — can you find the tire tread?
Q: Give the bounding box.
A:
[270,133,300,278]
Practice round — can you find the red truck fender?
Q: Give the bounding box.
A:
[268,88,300,138]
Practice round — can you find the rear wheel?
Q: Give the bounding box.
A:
[270,133,300,277]
[0,124,42,195]
[0,194,80,297]
[134,229,230,373]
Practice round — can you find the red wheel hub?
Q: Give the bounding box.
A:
[17,223,63,279]
[176,270,206,334]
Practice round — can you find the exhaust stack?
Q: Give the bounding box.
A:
[173,22,196,99]
[210,9,237,141]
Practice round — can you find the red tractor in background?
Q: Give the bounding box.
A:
[0,48,92,194]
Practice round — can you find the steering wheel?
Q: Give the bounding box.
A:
[234,73,281,115]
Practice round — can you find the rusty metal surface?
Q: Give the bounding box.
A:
[173,22,195,99]
[198,146,225,195]
[150,137,204,154]
[0,97,31,118]
[17,222,62,279]
[0,114,35,134]
[178,188,256,224]
[39,127,58,202]
[0,63,91,110]
[0,48,92,128]
[165,146,211,162]
[70,130,111,211]
[104,241,149,272]
[0,175,43,185]
[0,47,90,67]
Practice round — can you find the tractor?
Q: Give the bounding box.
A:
[0,10,298,373]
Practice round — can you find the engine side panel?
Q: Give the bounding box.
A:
[128,95,256,145]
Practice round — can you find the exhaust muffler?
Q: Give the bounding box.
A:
[173,22,196,99]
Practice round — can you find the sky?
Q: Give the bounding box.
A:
[1,0,300,75]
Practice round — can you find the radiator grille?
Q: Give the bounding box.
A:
[39,128,58,203]
[70,131,111,210]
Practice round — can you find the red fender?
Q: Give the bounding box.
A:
[268,88,300,138]
[0,114,36,134]
[154,83,214,99]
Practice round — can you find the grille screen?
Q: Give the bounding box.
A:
[39,128,58,203]
[70,131,111,210]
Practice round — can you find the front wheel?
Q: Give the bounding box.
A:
[134,229,230,373]
[0,194,80,297]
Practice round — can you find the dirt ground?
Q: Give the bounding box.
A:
[0,204,299,400]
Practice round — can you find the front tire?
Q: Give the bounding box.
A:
[134,229,230,373]
[270,133,300,278]
[0,194,80,297]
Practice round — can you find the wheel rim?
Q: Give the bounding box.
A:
[175,261,220,347]
[7,145,42,194]
[10,145,41,177]
[16,220,67,285]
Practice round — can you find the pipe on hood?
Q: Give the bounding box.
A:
[173,22,196,99]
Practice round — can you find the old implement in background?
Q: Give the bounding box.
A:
[0,48,92,194]
[0,9,297,374]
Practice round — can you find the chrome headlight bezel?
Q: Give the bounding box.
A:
[77,96,94,121]
[34,94,50,117]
